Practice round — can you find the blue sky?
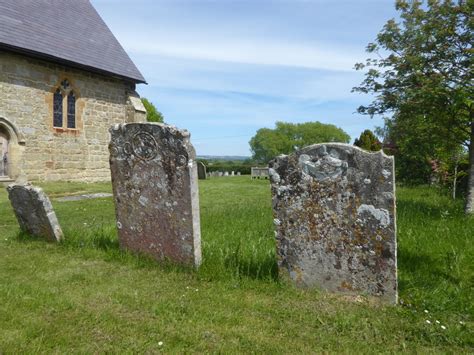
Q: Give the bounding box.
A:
[92,0,398,156]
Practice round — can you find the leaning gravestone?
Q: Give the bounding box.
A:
[109,123,201,267]
[7,183,63,242]
[197,161,207,180]
[269,143,397,303]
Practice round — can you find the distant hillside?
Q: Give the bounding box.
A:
[197,155,250,161]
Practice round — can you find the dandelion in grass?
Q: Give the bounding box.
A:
[158,341,163,346]
[424,310,429,314]
[435,320,440,324]
[425,320,431,324]
[441,325,446,330]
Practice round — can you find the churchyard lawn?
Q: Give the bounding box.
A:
[0,177,472,352]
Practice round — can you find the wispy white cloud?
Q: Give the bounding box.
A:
[122,33,364,72]
[133,54,365,104]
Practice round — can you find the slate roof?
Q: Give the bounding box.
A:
[0,0,146,83]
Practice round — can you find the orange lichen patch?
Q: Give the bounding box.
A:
[293,266,304,284]
[339,281,355,291]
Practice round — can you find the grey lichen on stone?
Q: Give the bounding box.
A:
[109,122,201,267]
[7,183,63,242]
[357,204,390,228]
[269,143,397,304]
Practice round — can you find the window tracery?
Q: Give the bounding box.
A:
[53,79,77,130]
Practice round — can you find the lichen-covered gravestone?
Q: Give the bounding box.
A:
[109,123,201,267]
[197,161,207,180]
[7,183,63,242]
[269,143,397,303]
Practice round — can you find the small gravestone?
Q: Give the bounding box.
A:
[218,171,223,177]
[109,123,201,267]
[197,162,207,180]
[224,171,229,176]
[251,167,269,179]
[7,183,63,242]
[231,171,235,176]
[237,172,241,176]
[269,143,397,303]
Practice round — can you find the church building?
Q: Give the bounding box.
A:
[0,0,147,182]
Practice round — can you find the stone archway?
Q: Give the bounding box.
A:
[0,117,24,181]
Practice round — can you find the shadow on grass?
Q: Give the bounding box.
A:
[65,227,197,272]
[16,230,50,243]
[16,226,280,281]
[398,247,461,290]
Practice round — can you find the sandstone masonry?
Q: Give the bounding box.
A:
[0,52,146,182]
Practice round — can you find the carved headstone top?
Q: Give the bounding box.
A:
[269,143,397,303]
[7,183,63,242]
[109,123,201,267]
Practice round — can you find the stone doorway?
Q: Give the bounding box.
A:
[0,128,9,178]
[0,118,24,181]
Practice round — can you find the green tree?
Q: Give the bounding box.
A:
[354,129,382,151]
[249,121,350,163]
[352,0,473,214]
[141,98,164,123]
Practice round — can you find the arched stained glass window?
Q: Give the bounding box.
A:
[53,89,63,128]
[67,91,76,128]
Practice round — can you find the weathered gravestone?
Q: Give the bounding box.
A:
[7,183,63,242]
[197,161,207,180]
[109,123,201,267]
[269,143,397,303]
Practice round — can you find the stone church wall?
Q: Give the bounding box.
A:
[0,51,146,182]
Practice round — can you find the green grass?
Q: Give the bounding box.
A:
[0,177,472,352]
